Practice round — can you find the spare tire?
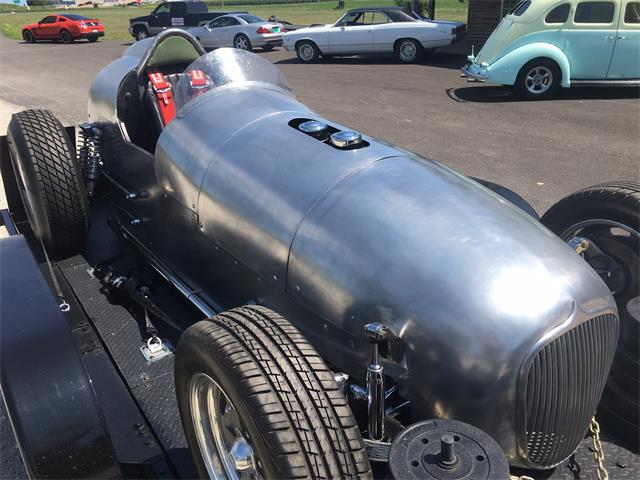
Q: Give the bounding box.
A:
[7,110,88,256]
[175,305,372,479]
[541,181,640,451]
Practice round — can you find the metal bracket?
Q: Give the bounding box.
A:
[140,336,173,363]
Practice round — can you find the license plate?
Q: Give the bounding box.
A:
[273,27,280,32]
[92,29,98,32]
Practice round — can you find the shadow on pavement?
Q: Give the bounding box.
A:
[448,85,640,103]
[275,51,467,69]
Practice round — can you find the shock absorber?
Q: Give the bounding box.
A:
[364,322,388,441]
[77,123,103,197]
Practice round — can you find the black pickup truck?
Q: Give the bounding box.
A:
[128,1,245,41]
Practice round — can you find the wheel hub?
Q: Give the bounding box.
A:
[190,373,263,479]
[401,43,416,60]
[230,438,255,472]
[525,66,552,94]
[300,45,313,60]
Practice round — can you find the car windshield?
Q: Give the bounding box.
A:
[61,14,89,21]
[174,48,294,111]
[239,14,265,24]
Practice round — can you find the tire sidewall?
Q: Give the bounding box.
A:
[23,30,34,43]
[515,58,561,100]
[88,35,99,42]
[542,195,640,240]
[541,185,640,308]
[60,30,73,44]
[7,124,52,245]
[175,325,280,479]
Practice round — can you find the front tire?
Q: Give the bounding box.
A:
[7,110,89,256]
[396,38,422,63]
[541,182,640,450]
[295,40,320,63]
[515,58,560,100]
[59,29,73,44]
[233,34,252,51]
[176,305,372,479]
[22,30,35,43]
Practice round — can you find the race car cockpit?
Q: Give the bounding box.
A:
[117,29,209,152]
[117,29,293,154]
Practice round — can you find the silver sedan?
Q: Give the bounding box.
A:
[191,14,283,51]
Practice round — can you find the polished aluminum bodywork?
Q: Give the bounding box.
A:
[88,38,617,468]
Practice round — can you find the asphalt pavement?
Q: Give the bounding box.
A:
[0,33,638,478]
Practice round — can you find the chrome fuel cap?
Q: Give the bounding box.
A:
[299,120,328,135]
[330,130,362,149]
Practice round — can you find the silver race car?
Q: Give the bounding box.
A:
[4,30,638,479]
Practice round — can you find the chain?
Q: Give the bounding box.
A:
[589,416,609,480]
[509,475,534,480]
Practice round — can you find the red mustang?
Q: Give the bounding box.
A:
[22,13,105,44]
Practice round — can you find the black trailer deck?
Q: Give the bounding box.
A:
[56,255,197,478]
[55,251,640,480]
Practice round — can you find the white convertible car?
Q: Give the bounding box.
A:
[283,6,466,63]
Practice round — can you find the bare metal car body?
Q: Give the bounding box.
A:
[87,31,618,469]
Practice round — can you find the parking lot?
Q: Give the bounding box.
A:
[1,35,638,214]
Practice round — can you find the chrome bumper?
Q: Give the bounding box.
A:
[461,64,488,82]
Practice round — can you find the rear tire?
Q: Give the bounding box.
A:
[296,40,320,63]
[60,29,73,44]
[22,30,34,43]
[7,110,88,256]
[396,38,422,63]
[515,58,560,100]
[175,305,372,479]
[88,36,99,43]
[541,182,640,450]
[233,34,252,51]
[262,44,274,52]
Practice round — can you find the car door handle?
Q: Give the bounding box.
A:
[605,35,615,40]
[617,36,627,40]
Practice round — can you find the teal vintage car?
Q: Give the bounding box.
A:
[462,0,640,98]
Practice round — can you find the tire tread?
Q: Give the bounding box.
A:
[177,306,372,479]
[8,109,88,253]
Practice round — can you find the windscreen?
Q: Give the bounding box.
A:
[174,48,294,111]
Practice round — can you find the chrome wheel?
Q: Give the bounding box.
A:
[234,35,250,50]
[135,29,148,41]
[399,40,417,62]
[298,43,315,62]
[524,66,553,95]
[190,373,263,480]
